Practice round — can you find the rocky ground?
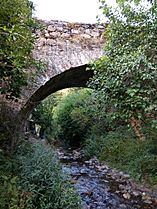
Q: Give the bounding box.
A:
[57,148,157,209]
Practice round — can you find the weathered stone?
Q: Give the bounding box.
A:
[56,26,63,31]
[85,29,91,34]
[123,192,131,199]
[61,33,71,38]
[144,200,152,204]
[46,39,56,46]
[49,31,60,38]
[71,29,79,34]
[91,31,100,37]
[45,33,50,38]
[47,25,55,32]
[81,34,91,39]
[37,37,46,46]
[19,20,105,117]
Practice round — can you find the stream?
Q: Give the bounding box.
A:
[57,148,157,209]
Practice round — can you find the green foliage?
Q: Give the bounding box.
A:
[54,89,92,147]
[0,175,27,209]
[80,0,157,185]
[90,0,157,124]
[0,0,40,99]
[83,134,104,158]
[17,143,81,209]
[84,126,157,184]
[0,141,81,209]
[32,93,61,141]
[0,148,29,209]
[32,96,56,129]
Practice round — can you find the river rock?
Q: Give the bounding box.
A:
[132,191,140,197]
[144,200,152,204]
[123,192,131,199]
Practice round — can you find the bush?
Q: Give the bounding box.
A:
[54,89,92,147]
[17,143,81,209]
[0,175,26,209]
[83,125,157,185]
[83,133,105,158]
[0,141,81,209]
[0,148,27,209]
[99,131,157,184]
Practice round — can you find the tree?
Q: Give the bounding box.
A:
[90,0,157,140]
[0,0,39,99]
[32,96,57,135]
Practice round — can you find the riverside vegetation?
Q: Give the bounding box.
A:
[1,0,157,208]
[32,88,157,186]
[31,0,157,187]
[0,0,81,208]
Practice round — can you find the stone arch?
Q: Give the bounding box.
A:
[19,64,93,120]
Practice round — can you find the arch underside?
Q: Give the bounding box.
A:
[20,64,93,120]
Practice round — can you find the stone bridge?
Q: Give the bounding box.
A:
[20,20,106,119]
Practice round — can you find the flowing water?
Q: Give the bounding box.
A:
[58,148,157,209]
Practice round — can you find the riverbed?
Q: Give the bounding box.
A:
[57,148,157,209]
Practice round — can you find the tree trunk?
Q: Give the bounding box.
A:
[129,116,145,141]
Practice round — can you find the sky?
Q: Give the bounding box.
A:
[32,0,116,23]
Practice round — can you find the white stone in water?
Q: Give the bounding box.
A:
[123,193,131,199]
[144,200,152,204]
[132,191,140,197]
[80,168,88,174]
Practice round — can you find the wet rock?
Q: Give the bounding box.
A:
[119,204,127,208]
[144,200,152,204]
[123,174,130,178]
[71,178,77,184]
[57,148,156,209]
[80,168,88,174]
[132,191,140,197]
[119,184,126,190]
[142,192,151,201]
[123,192,131,199]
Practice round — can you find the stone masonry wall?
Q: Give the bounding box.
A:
[22,20,106,101]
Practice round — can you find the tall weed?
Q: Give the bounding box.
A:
[17,143,81,209]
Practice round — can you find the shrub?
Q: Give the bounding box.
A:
[0,175,26,209]
[54,89,92,147]
[17,143,81,209]
[84,125,157,185]
[0,148,28,209]
[99,130,157,184]
[83,133,104,158]
[0,141,81,209]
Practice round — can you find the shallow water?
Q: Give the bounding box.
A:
[58,149,157,209]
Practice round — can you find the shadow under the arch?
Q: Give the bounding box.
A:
[19,64,93,121]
